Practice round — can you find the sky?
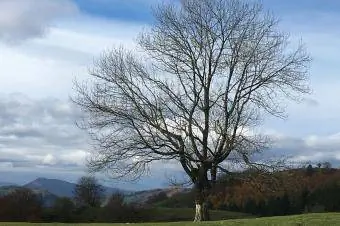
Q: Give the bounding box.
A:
[0,0,339,190]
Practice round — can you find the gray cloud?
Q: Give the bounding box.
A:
[302,98,319,107]
[0,93,89,170]
[0,0,78,44]
[263,132,340,167]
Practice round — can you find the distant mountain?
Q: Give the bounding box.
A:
[24,177,127,198]
[24,178,76,198]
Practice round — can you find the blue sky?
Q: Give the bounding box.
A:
[0,0,339,190]
[73,0,156,22]
[72,0,340,22]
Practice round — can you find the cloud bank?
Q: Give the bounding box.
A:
[0,93,88,169]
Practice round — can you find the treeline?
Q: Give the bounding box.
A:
[0,188,143,223]
[149,164,340,217]
[43,193,149,223]
[212,165,340,216]
[0,176,152,223]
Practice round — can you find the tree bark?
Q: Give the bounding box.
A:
[192,163,211,221]
[194,199,210,221]
[194,184,210,222]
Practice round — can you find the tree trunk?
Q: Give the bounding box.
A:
[194,185,210,222]
[193,163,211,221]
[194,199,210,221]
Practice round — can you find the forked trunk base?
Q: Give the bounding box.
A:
[194,201,209,222]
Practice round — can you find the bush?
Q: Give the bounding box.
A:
[50,197,75,222]
[100,193,148,223]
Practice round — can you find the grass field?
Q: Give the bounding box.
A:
[146,207,253,221]
[1,213,340,226]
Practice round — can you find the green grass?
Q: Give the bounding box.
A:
[1,213,340,226]
[146,207,253,221]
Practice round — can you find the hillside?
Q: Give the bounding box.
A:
[207,167,340,216]
[125,187,190,204]
[138,167,340,218]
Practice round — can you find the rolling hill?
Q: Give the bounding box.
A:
[24,177,127,198]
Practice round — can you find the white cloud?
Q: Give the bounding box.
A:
[0,0,78,44]
[59,150,90,166]
[42,154,57,165]
[304,133,340,150]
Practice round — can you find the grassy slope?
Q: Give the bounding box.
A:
[1,213,340,226]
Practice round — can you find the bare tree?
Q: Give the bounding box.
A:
[73,0,310,221]
[322,161,332,169]
[74,176,105,208]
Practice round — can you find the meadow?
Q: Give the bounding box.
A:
[1,213,340,226]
